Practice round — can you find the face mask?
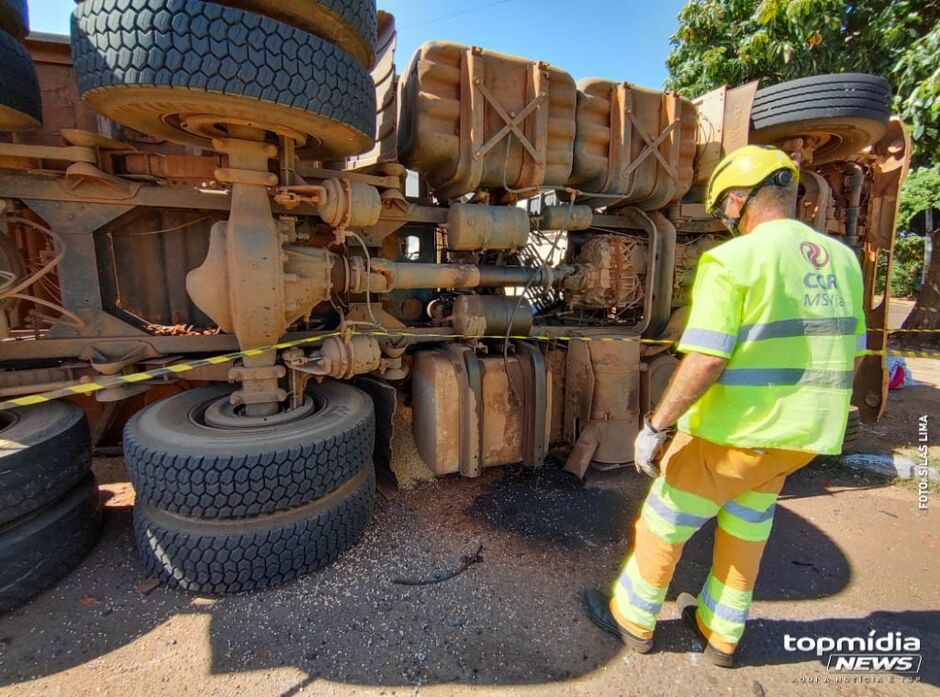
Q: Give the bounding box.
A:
[720,213,742,236]
[716,196,743,236]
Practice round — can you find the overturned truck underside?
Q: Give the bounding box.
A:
[0,1,909,598]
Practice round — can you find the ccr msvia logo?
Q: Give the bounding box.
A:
[784,631,923,674]
[800,241,830,269]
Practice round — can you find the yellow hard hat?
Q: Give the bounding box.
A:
[705,145,799,214]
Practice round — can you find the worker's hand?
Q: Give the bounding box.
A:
[634,415,672,478]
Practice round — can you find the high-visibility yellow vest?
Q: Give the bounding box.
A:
[676,218,867,455]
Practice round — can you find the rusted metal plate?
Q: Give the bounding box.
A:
[18,34,99,148]
[412,347,551,476]
[854,118,911,423]
[692,81,758,185]
[586,338,640,464]
[546,347,567,445]
[105,208,218,327]
[563,330,641,467]
[639,353,679,417]
[412,349,471,476]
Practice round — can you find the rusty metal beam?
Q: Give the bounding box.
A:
[0,172,234,211]
[854,119,911,423]
[0,143,97,163]
[0,325,462,361]
[0,172,449,225]
[20,200,133,312]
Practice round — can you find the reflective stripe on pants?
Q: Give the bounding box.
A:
[610,432,815,652]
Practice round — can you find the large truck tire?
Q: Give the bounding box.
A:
[750,73,892,165]
[0,474,102,612]
[0,0,28,39]
[124,381,375,519]
[134,464,375,593]
[0,28,42,131]
[213,0,376,69]
[70,0,375,157]
[0,400,92,526]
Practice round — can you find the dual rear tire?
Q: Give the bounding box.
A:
[124,380,376,593]
[0,401,101,612]
[68,1,382,592]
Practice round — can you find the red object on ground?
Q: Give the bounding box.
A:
[888,363,906,390]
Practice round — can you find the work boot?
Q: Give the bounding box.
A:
[583,589,653,653]
[676,592,735,668]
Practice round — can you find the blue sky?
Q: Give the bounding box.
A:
[28,0,687,88]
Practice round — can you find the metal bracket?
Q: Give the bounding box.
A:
[563,336,596,446]
[445,344,482,478]
[60,162,142,200]
[514,341,547,468]
[81,340,157,375]
[229,362,288,406]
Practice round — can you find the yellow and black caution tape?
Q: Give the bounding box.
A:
[0,328,938,412]
[876,348,940,359]
[876,327,940,333]
[0,331,338,411]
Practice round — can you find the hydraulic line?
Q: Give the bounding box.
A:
[352,259,564,292]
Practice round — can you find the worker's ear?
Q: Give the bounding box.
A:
[723,189,747,218]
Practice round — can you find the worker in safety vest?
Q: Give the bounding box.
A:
[584,145,867,667]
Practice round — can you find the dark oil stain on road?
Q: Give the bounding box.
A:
[467,464,643,549]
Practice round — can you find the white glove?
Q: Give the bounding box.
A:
[634,414,672,478]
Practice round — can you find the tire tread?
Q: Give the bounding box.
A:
[134,466,374,593]
[0,402,91,525]
[124,403,374,519]
[0,27,42,127]
[0,474,101,612]
[212,0,376,68]
[751,73,892,131]
[70,0,375,141]
[0,0,27,39]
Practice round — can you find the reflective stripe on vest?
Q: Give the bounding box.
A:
[718,368,854,389]
[737,316,857,342]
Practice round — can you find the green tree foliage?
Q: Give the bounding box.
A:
[875,236,925,297]
[665,0,940,163]
[893,24,940,161]
[893,236,926,298]
[898,165,940,231]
